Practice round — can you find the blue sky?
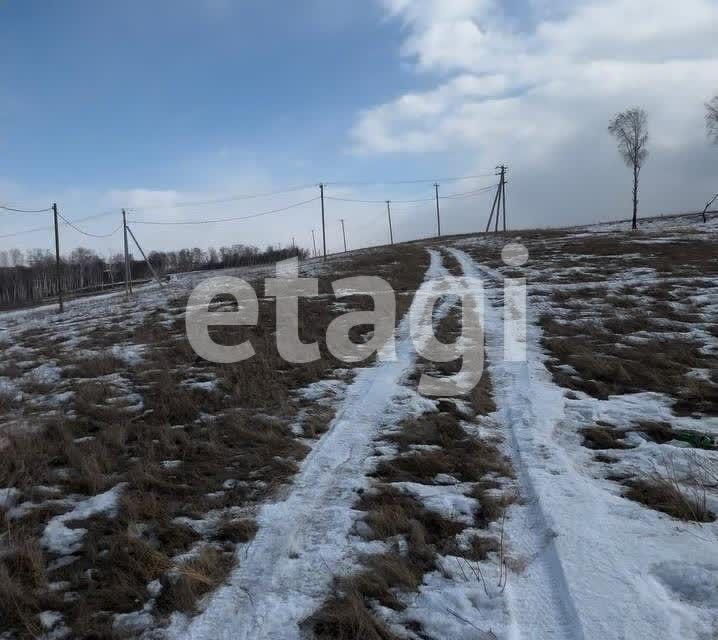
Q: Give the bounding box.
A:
[1,0,717,257]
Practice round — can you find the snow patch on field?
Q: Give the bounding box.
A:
[451,245,718,640]
[41,484,126,555]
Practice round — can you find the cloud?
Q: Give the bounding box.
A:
[354,0,718,161]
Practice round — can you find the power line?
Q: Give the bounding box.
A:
[324,184,495,205]
[440,185,497,200]
[126,184,317,212]
[325,195,435,204]
[58,214,123,239]
[128,196,320,226]
[0,210,120,240]
[0,224,54,240]
[0,205,53,214]
[324,173,495,187]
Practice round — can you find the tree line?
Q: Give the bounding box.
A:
[608,94,718,229]
[0,243,306,310]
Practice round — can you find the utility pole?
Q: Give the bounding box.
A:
[340,219,347,253]
[486,166,508,234]
[386,200,394,245]
[319,184,327,261]
[311,229,317,258]
[701,194,718,224]
[486,182,501,233]
[52,203,63,313]
[434,183,441,238]
[126,225,164,288]
[122,209,132,298]
[499,165,507,232]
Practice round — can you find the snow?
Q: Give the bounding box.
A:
[41,484,126,555]
[451,245,718,640]
[391,481,478,524]
[0,487,20,509]
[38,611,63,630]
[168,250,455,640]
[26,362,63,385]
[0,222,715,639]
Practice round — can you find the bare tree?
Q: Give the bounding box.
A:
[608,108,649,230]
[706,95,718,143]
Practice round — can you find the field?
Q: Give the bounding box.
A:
[0,213,716,640]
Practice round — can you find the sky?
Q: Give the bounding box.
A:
[1,0,717,258]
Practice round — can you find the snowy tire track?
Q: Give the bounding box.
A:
[449,247,585,640]
[169,250,450,640]
[449,245,718,640]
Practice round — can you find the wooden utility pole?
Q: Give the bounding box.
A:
[701,194,718,224]
[126,224,164,288]
[434,183,441,237]
[486,183,501,233]
[486,166,508,233]
[500,165,507,232]
[122,209,132,297]
[386,200,394,245]
[52,203,64,313]
[320,184,327,261]
[340,219,347,253]
[311,229,317,258]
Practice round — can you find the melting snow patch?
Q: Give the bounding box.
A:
[27,363,63,385]
[39,611,63,630]
[113,611,154,635]
[41,484,126,555]
[0,487,20,509]
[111,343,145,366]
[393,482,478,525]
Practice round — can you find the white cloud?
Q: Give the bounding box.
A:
[352,0,718,226]
[355,0,718,159]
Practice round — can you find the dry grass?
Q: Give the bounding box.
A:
[0,527,55,637]
[306,589,401,640]
[0,244,433,639]
[157,547,234,614]
[624,456,715,523]
[581,423,632,450]
[61,353,126,379]
[307,315,514,639]
[376,412,512,485]
[625,479,714,523]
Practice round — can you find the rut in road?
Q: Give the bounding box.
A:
[170,249,452,640]
[448,247,585,640]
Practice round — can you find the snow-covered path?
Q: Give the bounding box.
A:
[450,246,718,640]
[170,250,449,640]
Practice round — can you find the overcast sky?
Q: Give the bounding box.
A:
[1,0,716,257]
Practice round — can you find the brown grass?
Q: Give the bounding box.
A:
[0,243,434,638]
[157,547,234,614]
[625,479,715,523]
[581,424,632,450]
[62,353,126,379]
[306,589,401,640]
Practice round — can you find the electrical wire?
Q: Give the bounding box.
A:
[325,195,436,204]
[0,205,53,214]
[126,184,317,212]
[67,210,123,224]
[58,214,123,239]
[323,173,496,187]
[324,184,496,205]
[0,224,54,239]
[128,196,320,226]
[441,185,497,200]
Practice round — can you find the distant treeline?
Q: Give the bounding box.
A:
[0,244,306,310]
[146,244,308,273]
